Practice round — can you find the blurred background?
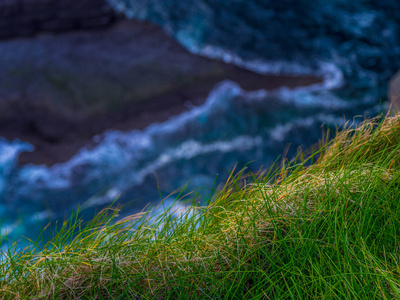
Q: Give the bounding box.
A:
[0,0,399,245]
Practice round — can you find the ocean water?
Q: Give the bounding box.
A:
[1,0,399,242]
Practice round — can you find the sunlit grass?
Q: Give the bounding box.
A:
[1,113,400,299]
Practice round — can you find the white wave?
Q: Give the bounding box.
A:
[182,43,344,92]
[156,34,347,110]
[28,210,54,222]
[176,45,347,109]
[135,136,262,184]
[0,139,32,168]
[78,135,262,210]
[269,114,347,142]
[0,139,33,199]
[277,88,350,109]
[270,118,315,142]
[0,222,18,236]
[81,187,122,210]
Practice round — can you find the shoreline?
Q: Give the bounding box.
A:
[0,20,323,166]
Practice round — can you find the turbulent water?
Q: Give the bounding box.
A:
[1,0,400,242]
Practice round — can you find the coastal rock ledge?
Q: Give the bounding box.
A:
[0,19,322,166]
[389,71,400,116]
[0,0,119,40]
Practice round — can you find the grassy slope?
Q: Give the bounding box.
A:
[1,114,400,299]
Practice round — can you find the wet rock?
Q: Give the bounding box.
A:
[0,0,119,40]
[389,71,400,115]
[0,20,322,166]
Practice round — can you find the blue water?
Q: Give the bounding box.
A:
[1,0,400,242]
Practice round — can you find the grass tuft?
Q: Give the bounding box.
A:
[1,114,400,299]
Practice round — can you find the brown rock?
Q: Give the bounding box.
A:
[389,71,400,116]
[0,20,323,166]
[0,0,118,39]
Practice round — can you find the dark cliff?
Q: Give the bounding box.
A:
[0,0,119,39]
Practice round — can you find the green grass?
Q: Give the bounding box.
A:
[1,114,400,299]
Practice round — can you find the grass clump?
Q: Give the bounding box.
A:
[1,114,400,299]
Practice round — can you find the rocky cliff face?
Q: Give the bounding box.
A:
[0,0,119,39]
[0,19,322,166]
[389,72,400,115]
